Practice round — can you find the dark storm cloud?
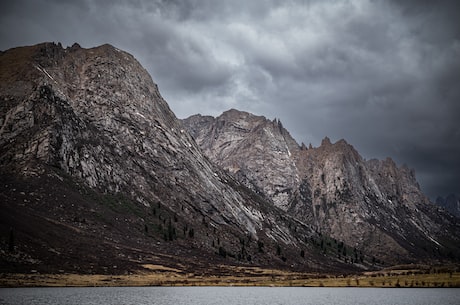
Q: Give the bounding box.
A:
[1,0,459,198]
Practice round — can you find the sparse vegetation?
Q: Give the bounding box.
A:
[2,266,459,288]
[2,43,460,288]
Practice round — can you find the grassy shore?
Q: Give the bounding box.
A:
[1,265,460,287]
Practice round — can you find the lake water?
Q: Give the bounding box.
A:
[1,287,459,305]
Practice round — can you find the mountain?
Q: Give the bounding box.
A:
[1,42,362,275]
[183,110,460,264]
[436,194,460,218]
[183,110,300,210]
[1,43,458,277]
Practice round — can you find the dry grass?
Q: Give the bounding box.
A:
[2,265,460,288]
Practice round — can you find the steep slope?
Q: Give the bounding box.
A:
[292,139,460,263]
[183,110,460,264]
[1,43,356,274]
[185,110,300,210]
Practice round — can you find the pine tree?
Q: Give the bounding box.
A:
[276,244,282,256]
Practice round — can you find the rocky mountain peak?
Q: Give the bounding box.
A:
[220,108,253,120]
[183,109,460,264]
[4,42,362,274]
[311,137,360,161]
[183,109,301,210]
[321,136,332,146]
[1,42,179,179]
[2,42,459,275]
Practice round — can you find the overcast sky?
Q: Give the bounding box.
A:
[1,0,459,199]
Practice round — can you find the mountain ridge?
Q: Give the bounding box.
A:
[1,42,363,275]
[1,42,459,276]
[182,110,460,264]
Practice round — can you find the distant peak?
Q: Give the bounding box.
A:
[186,113,204,119]
[221,108,250,117]
[319,137,352,148]
[384,157,397,167]
[97,43,120,52]
[183,113,215,123]
[321,136,332,146]
[219,109,261,122]
[69,42,81,50]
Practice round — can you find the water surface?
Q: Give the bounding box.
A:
[1,286,459,305]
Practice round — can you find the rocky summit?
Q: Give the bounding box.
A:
[0,43,459,276]
[183,110,460,264]
[1,42,360,275]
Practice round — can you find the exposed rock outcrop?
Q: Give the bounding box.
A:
[183,110,460,264]
[1,42,458,274]
[1,43,346,273]
[184,110,300,210]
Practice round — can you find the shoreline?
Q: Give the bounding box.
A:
[2,270,459,288]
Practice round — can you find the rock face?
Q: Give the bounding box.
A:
[183,110,460,264]
[1,42,356,274]
[184,110,300,210]
[1,42,459,274]
[292,142,459,262]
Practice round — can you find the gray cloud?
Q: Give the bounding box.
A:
[1,0,459,199]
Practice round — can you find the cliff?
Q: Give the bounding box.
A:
[183,110,460,264]
[1,43,347,274]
